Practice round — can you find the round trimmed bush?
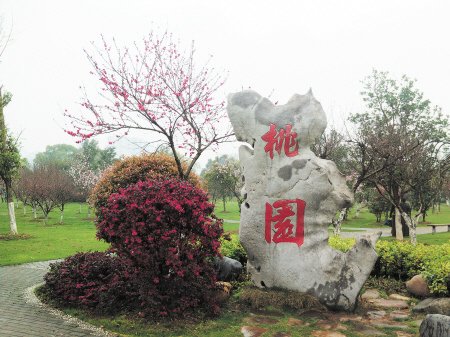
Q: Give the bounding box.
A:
[96,178,223,316]
[89,153,201,212]
[43,252,135,313]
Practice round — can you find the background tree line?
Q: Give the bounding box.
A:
[1,139,117,228]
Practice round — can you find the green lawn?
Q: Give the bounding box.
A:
[215,200,241,221]
[381,231,450,245]
[223,222,239,233]
[0,202,109,266]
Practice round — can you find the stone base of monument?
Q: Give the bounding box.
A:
[245,232,381,311]
[227,90,381,311]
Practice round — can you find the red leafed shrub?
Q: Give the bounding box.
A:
[43,252,135,313]
[96,178,224,317]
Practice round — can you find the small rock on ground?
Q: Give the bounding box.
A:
[406,275,430,297]
[412,297,450,315]
[348,320,385,336]
[241,326,268,337]
[337,315,363,322]
[419,314,450,337]
[389,294,411,301]
[370,321,409,330]
[367,310,387,319]
[311,331,346,337]
[316,320,347,331]
[362,289,381,300]
[389,310,410,321]
[287,318,305,326]
[395,332,414,337]
[368,298,409,309]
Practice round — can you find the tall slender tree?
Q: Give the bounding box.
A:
[0,87,21,234]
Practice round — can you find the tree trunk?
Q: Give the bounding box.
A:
[355,203,361,218]
[87,205,91,218]
[222,196,226,212]
[33,206,37,219]
[332,208,347,236]
[401,211,419,245]
[394,207,403,241]
[5,183,17,234]
[8,202,17,234]
[60,204,64,224]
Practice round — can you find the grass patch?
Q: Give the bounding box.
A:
[0,233,33,241]
[381,231,450,245]
[214,200,241,221]
[363,276,409,297]
[0,202,109,266]
[223,221,239,233]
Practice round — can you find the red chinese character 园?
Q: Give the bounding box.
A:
[265,199,306,246]
[261,123,299,159]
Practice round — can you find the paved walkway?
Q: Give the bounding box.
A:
[0,261,103,337]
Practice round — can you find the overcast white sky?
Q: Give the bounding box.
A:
[1,0,449,170]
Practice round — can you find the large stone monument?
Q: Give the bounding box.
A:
[227,90,380,311]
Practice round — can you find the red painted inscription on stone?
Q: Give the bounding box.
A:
[265,199,305,246]
[261,123,299,159]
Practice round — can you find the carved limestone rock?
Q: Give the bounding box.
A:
[227,90,380,311]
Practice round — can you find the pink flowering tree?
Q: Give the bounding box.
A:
[68,155,101,216]
[65,31,232,179]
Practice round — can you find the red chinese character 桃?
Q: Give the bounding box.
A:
[261,123,299,159]
[265,199,306,246]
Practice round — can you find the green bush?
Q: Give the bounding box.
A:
[328,235,356,252]
[329,236,450,296]
[220,234,247,265]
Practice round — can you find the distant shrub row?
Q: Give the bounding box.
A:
[328,236,450,296]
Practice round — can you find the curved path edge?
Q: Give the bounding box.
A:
[24,283,114,337]
[0,261,115,337]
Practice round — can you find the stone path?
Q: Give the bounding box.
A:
[239,289,422,337]
[0,261,105,337]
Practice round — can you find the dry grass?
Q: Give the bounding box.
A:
[238,286,325,312]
